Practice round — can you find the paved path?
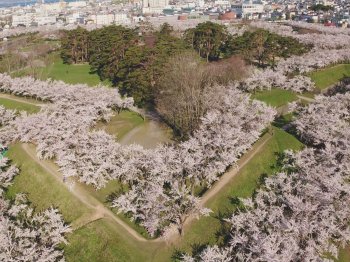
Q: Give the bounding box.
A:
[21,131,273,243]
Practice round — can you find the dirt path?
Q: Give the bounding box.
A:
[0,93,44,107]
[297,95,315,103]
[21,143,157,243]
[178,133,273,235]
[21,131,272,243]
[199,133,272,208]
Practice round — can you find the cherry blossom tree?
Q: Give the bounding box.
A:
[0,106,16,127]
[187,90,350,261]
[0,74,275,236]
[0,154,71,262]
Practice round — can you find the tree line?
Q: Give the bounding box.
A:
[60,22,309,137]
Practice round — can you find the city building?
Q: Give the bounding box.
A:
[232,0,264,18]
[142,0,169,14]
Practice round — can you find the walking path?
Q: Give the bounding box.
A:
[21,143,154,243]
[297,95,315,103]
[200,133,272,208]
[0,93,44,107]
[180,133,272,232]
[21,131,272,243]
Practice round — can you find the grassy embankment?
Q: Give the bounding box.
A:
[251,88,298,107]
[0,96,41,114]
[252,64,350,105]
[309,64,350,90]
[94,111,144,140]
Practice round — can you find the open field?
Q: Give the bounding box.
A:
[309,64,350,90]
[0,94,41,114]
[39,59,108,86]
[13,54,110,87]
[64,218,166,262]
[251,88,298,107]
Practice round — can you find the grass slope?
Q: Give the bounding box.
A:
[309,64,350,90]
[251,89,298,107]
[64,218,165,262]
[13,53,109,87]
[338,248,350,262]
[6,143,91,223]
[94,111,144,140]
[82,180,152,239]
[40,59,106,87]
[0,97,40,114]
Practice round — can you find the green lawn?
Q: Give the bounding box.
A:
[64,218,166,262]
[309,64,350,90]
[0,97,40,114]
[39,59,108,87]
[82,180,152,239]
[13,54,110,87]
[338,248,350,262]
[94,110,144,140]
[251,89,298,108]
[6,143,92,223]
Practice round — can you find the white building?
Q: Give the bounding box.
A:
[215,0,230,8]
[142,0,169,14]
[95,14,115,25]
[242,0,264,16]
[233,0,264,17]
[66,12,81,24]
[36,15,57,25]
[90,13,128,25]
[115,13,129,24]
[12,13,57,27]
[314,0,334,6]
[12,13,35,27]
